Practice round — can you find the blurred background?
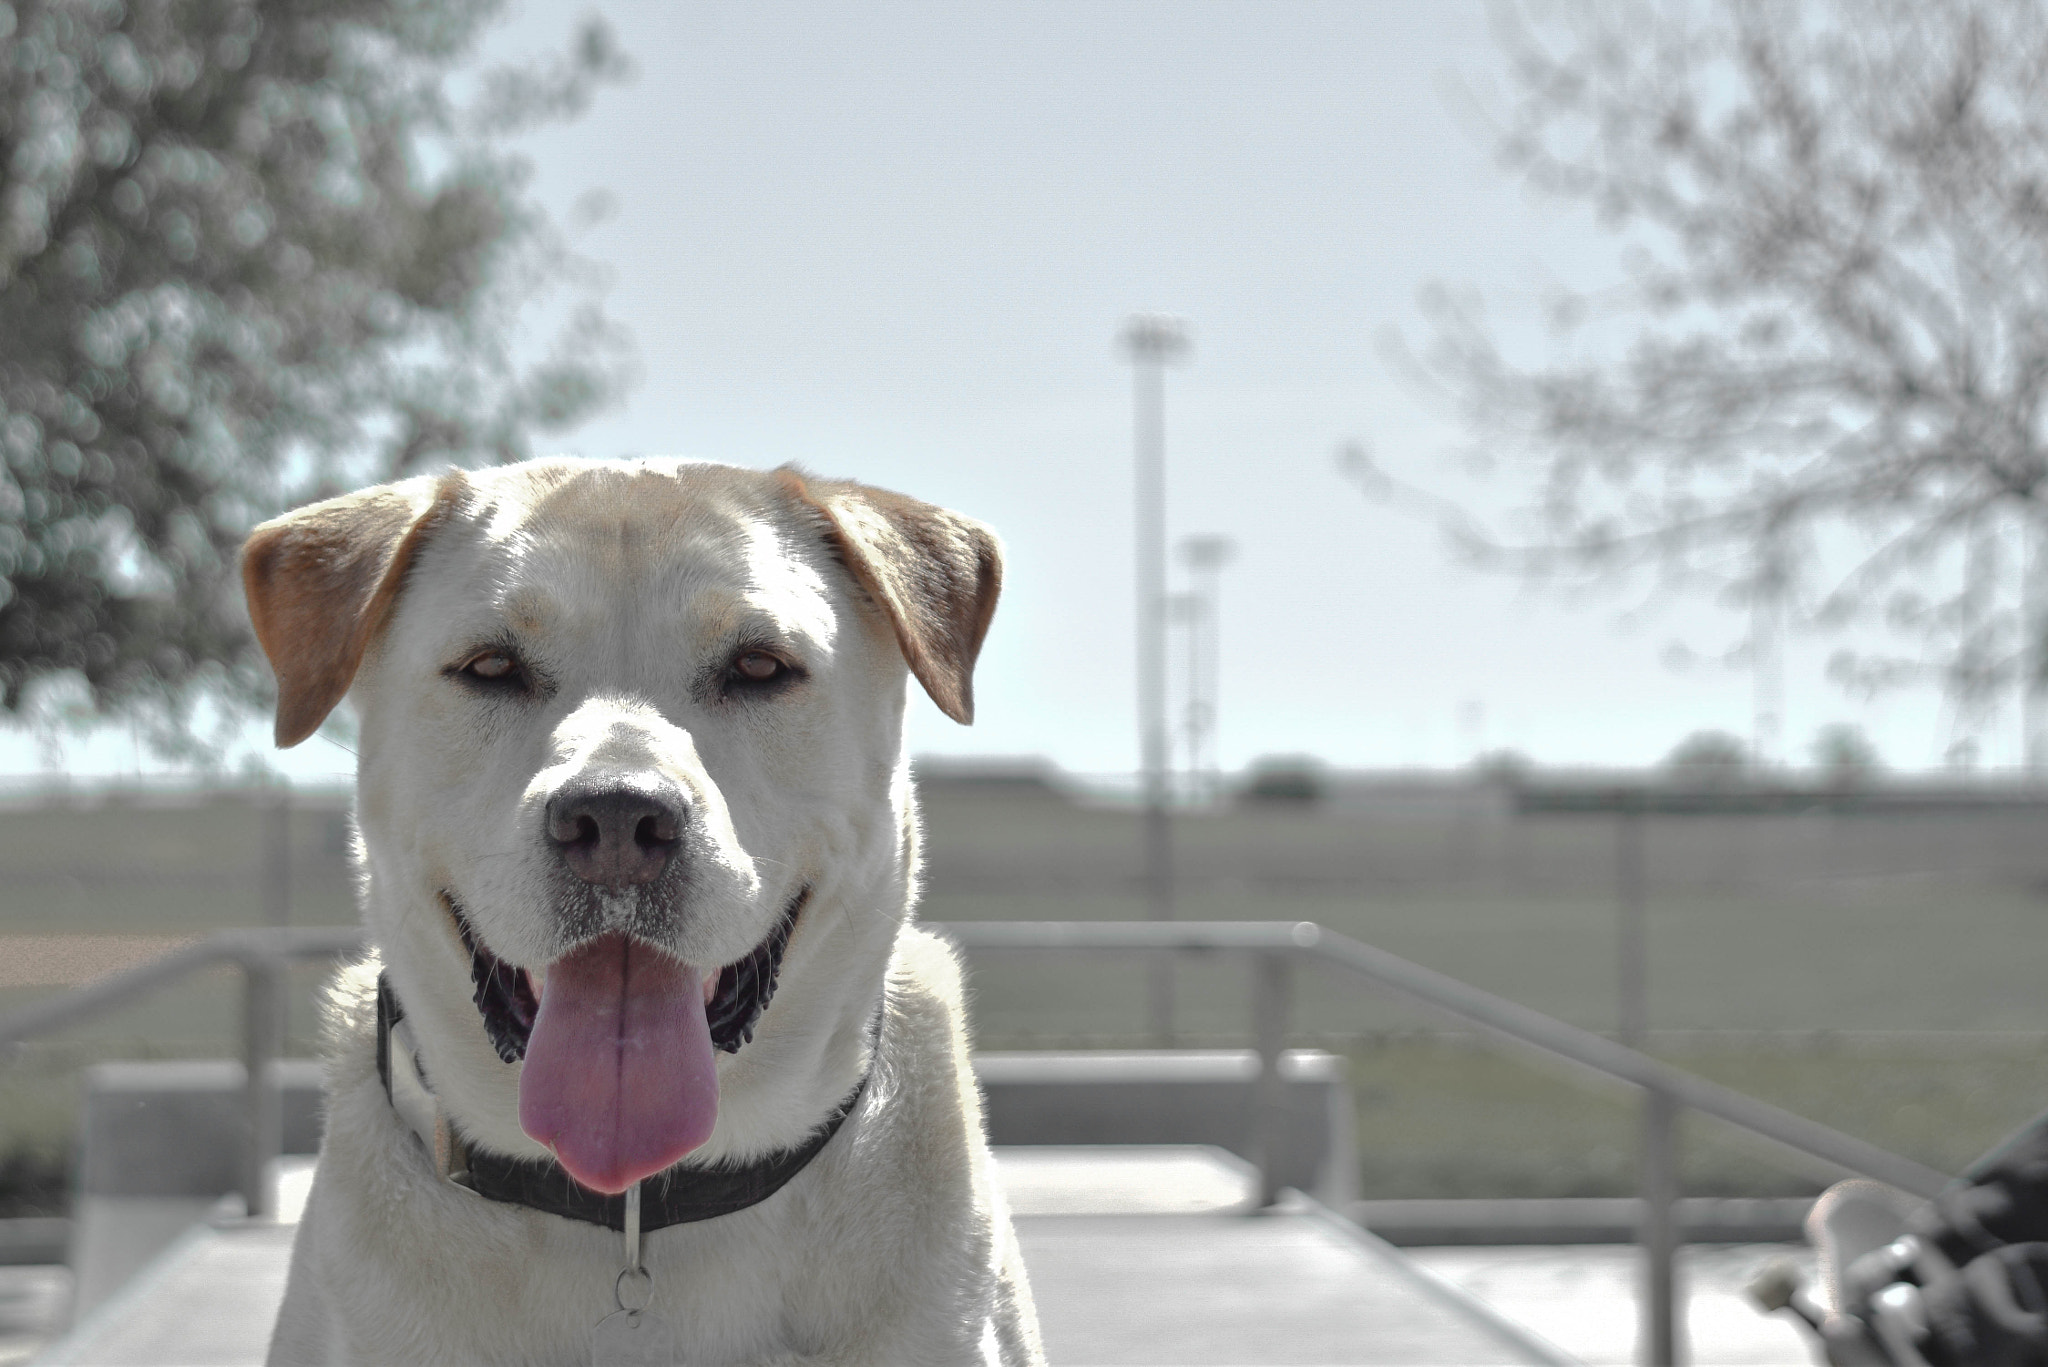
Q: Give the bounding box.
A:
[5,1,2048,1362]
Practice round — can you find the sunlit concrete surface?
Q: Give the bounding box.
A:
[1000,1147,1572,1365]
[0,1267,68,1367]
[33,1147,1584,1367]
[1016,1211,1563,1365]
[1408,1244,1818,1367]
[32,1221,294,1367]
[28,1146,1818,1367]
[994,1143,1258,1215]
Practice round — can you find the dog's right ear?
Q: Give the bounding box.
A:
[775,467,1002,725]
[241,475,462,748]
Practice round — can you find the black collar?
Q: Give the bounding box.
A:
[376,972,866,1233]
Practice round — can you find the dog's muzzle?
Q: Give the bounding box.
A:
[448,889,805,1065]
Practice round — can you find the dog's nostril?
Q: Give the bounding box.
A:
[634,812,679,848]
[545,810,603,849]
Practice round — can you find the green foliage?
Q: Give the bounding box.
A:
[1663,729,1749,783]
[1811,723,1883,786]
[1239,753,1327,805]
[0,0,629,722]
[1472,747,1534,787]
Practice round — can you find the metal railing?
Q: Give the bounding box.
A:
[933,919,1951,1367]
[1,918,1951,1365]
[0,925,363,1218]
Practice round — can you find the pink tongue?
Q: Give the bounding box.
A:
[518,933,719,1194]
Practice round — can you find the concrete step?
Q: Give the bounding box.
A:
[0,1225,65,1270]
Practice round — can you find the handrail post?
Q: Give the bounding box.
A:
[1616,791,1648,1045]
[1250,949,1293,1207]
[1640,1085,1683,1367]
[242,949,284,1220]
[263,787,292,928]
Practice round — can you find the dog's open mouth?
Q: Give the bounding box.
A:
[443,889,806,1194]
[450,889,805,1066]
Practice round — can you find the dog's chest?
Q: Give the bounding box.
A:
[317,1167,829,1364]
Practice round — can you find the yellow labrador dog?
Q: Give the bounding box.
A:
[243,459,1042,1366]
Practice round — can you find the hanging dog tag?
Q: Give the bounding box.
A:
[591,1183,677,1366]
[590,1306,675,1366]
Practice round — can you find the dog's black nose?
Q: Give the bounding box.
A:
[546,785,685,887]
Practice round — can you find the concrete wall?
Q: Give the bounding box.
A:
[70,1060,321,1319]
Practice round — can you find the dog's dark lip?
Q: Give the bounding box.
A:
[441,888,808,1066]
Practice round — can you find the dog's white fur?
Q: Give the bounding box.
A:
[246,458,1043,1365]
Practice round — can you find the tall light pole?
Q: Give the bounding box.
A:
[1179,534,1237,803]
[1121,314,1189,1046]
[1168,591,1206,792]
[2024,512,2044,777]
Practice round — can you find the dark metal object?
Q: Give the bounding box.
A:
[262,790,291,928]
[1639,1086,1681,1365]
[1616,795,1647,1048]
[241,957,284,1219]
[1250,951,1292,1208]
[1120,314,1191,1049]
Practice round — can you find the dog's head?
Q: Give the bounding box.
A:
[241,459,1000,1191]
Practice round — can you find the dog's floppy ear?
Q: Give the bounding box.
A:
[241,474,463,747]
[777,468,1003,725]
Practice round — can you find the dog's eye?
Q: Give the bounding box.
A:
[732,651,785,683]
[460,651,521,684]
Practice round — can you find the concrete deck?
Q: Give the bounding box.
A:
[1408,1244,1816,1367]
[34,1220,292,1367]
[34,1147,1580,1366]
[1018,1207,1565,1365]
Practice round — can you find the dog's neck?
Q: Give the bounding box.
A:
[375,972,872,1231]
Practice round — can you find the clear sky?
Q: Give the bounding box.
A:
[2,0,1991,785]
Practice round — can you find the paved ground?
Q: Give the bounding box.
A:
[28,1148,1570,1366]
[1409,1244,1818,1367]
[32,1224,292,1367]
[1017,1209,1554,1365]
[16,1147,1824,1366]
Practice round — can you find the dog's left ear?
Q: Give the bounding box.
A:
[241,474,464,747]
[777,468,1003,724]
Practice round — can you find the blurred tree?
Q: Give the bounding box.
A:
[0,0,629,739]
[1663,729,1749,785]
[1472,746,1534,788]
[1396,0,2048,745]
[1810,722,1882,787]
[1238,753,1327,805]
